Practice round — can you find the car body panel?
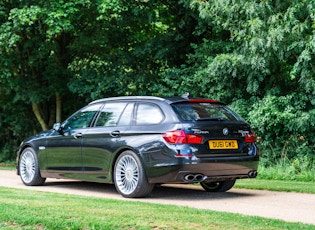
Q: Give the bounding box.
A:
[80,126,128,182]
[44,129,85,173]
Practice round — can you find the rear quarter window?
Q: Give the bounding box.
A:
[135,103,165,125]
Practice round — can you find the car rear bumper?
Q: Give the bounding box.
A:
[146,156,259,184]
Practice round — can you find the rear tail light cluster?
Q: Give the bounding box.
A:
[162,130,203,144]
[244,132,256,143]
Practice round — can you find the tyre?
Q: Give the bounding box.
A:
[19,147,46,186]
[114,150,154,198]
[200,179,236,192]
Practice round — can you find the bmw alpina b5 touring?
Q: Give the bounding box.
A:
[17,95,259,198]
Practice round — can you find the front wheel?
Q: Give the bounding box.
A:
[114,150,154,198]
[200,180,236,192]
[19,147,46,186]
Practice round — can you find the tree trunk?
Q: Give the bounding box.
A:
[56,93,62,123]
[32,103,49,131]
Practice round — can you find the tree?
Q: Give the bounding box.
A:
[163,0,314,100]
[0,0,101,131]
[69,0,201,99]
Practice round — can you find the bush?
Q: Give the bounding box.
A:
[245,94,314,161]
[232,94,315,181]
[0,142,17,162]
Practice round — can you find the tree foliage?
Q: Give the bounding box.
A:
[0,0,314,162]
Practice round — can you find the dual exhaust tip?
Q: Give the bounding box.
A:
[184,170,258,182]
[184,174,207,182]
[248,170,258,178]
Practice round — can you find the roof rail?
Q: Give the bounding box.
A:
[89,96,165,104]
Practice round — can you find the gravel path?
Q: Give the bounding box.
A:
[1,170,314,225]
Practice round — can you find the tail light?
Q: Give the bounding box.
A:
[245,132,256,143]
[162,130,203,144]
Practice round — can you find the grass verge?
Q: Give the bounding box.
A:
[0,163,16,171]
[0,187,314,230]
[235,179,315,194]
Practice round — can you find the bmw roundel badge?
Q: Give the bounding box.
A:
[223,128,229,136]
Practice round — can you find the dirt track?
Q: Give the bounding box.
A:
[1,169,315,225]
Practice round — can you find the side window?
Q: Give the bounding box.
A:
[135,103,164,125]
[63,104,102,130]
[95,102,127,127]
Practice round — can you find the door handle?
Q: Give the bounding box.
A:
[73,133,83,139]
[110,130,120,137]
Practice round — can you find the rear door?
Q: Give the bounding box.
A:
[80,102,134,182]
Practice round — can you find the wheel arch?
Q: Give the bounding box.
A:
[110,147,142,182]
[18,145,46,186]
[17,144,34,175]
[112,147,154,198]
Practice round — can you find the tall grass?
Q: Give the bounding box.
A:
[258,155,315,182]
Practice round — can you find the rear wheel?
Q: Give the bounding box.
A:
[19,147,46,186]
[114,150,154,198]
[200,180,235,192]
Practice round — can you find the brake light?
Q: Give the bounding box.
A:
[162,130,203,144]
[188,99,218,103]
[245,132,256,143]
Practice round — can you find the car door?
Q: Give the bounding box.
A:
[44,103,103,178]
[80,102,133,182]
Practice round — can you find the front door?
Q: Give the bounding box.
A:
[44,103,103,178]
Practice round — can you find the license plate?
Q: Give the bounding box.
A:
[209,140,238,149]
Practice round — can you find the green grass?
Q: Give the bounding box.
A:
[0,187,314,230]
[235,179,315,194]
[0,162,16,170]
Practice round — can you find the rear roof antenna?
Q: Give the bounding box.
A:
[181,92,189,99]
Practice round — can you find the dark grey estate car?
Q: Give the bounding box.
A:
[17,96,259,198]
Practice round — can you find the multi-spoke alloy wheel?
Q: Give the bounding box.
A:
[19,147,46,186]
[115,155,139,194]
[114,150,153,198]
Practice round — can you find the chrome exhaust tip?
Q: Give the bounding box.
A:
[184,174,195,181]
[195,174,205,182]
[184,174,207,182]
[248,170,258,178]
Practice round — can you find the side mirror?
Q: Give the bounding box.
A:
[53,123,61,131]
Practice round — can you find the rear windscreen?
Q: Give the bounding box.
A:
[171,102,244,122]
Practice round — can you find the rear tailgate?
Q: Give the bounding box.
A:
[188,121,253,158]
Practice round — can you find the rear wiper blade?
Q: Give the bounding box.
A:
[197,117,226,121]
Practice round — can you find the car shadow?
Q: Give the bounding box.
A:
[43,180,256,201]
[151,184,255,200]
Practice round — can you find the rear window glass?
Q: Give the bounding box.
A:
[171,102,244,122]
